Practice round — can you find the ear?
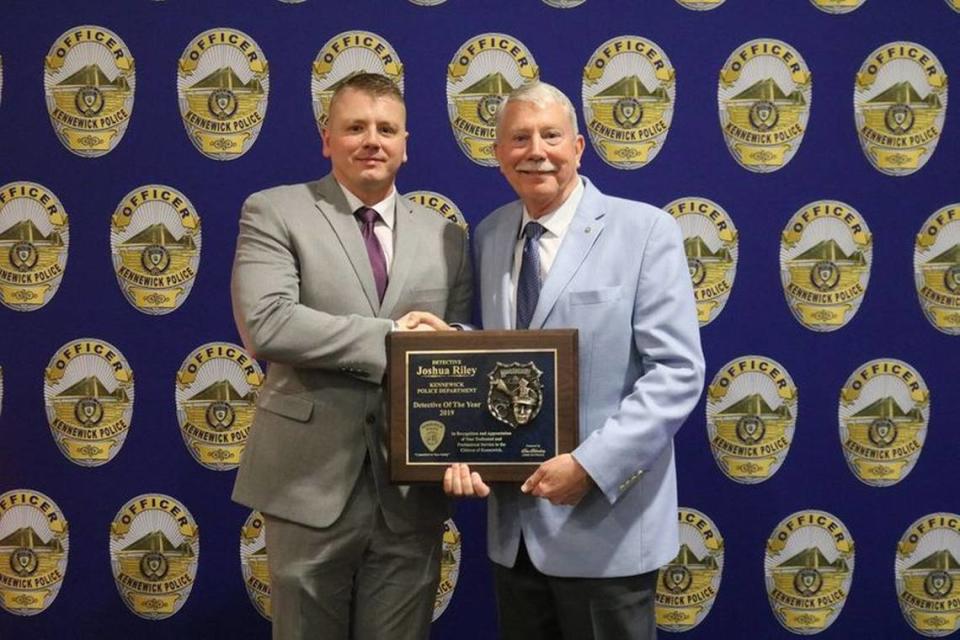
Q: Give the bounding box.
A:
[321,127,331,159]
[402,130,409,164]
[574,134,585,168]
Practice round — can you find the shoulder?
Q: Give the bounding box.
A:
[593,188,678,238]
[476,199,521,240]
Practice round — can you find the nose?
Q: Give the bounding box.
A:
[361,127,382,149]
[527,134,546,159]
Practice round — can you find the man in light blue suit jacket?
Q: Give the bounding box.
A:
[445,82,704,639]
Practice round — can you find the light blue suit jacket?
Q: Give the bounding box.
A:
[475,177,705,577]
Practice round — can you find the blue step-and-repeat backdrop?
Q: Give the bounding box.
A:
[1,0,958,638]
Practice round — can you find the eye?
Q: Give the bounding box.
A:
[543,130,563,144]
[378,124,398,135]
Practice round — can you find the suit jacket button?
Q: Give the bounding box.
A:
[365,413,376,425]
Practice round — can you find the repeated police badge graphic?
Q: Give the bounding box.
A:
[676,0,726,9]
[855,42,948,176]
[311,31,404,134]
[582,36,675,169]
[542,0,587,7]
[656,508,724,632]
[433,518,462,621]
[44,26,135,157]
[110,494,199,619]
[405,190,468,233]
[176,342,263,470]
[914,204,960,334]
[447,33,539,166]
[949,0,960,12]
[177,29,269,160]
[781,200,872,331]
[707,356,798,483]
[110,185,201,315]
[766,511,855,634]
[718,39,812,172]
[44,339,134,466]
[839,359,929,487]
[0,490,69,616]
[897,513,960,637]
[665,197,738,326]
[0,182,70,312]
[240,510,271,620]
[408,0,447,5]
[810,0,867,13]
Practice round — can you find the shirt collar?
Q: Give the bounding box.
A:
[337,180,397,230]
[518,177,585,240]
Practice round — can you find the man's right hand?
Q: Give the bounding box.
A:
[443,463,490,498]
[396,311,451,331]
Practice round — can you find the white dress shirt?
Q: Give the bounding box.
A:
[510,178,585,322]
[338,181,397,274]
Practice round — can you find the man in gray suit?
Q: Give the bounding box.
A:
[231,73,471,640]
[444,82,704,639]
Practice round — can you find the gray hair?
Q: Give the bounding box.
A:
[495,81,580,138]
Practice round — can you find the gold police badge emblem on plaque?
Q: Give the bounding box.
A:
[110,494,199,619]
[447,34,539,166]
[582,36,675,169]
[44,339,134,467]
[0,490,69,616]
[311,31,404,134]
[839,359,929,486]
[0,182,70,312]
[855,42,948,176]
[781,200,872,331]
[915,203,960,334]
[896,513,960,637]
[240,510,271,620]
[405,191,468,233]
[675,0,725,9]
[110,185,201,315]
[665,197,738,326]
[706,356,798,484]
[656,508,724,632]
[765,511,855,634]
[44,26,135,157]
[487,362,543,429]
[810,0,866,13]
[433,518,461,621]
[718,39,812,172]
[176,342,263,470]
[177,29,269,160]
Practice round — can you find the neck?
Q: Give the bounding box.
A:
[524,175,580,219]
[333,172,394,206]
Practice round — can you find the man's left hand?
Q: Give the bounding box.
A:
[521,454,593,506]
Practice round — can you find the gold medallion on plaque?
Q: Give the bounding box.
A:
[43,26,135,157]
[542,0,586,7]
[718,39,812,172]
[44,339,134,466]
[676,0,725,9]
[706,356,797,483]
[0,182,70,311]
[582,37,675,169]
[178,29,269,160]
[914,204,960,334]
[447,34,539,166]
[110,494,199,619]
[0,490,69,616]
[404,190,468,233]
[839,359,929,487]
[855,42,948,176]
[433,518,461,621]
[781,200,872,331]
[110,185,201,315]
[240,510,271,620]
[766,511,855,634]
[897,513,960,637]
[311,31,404,134]
[488,362,543,429]
[665,197,737,326]
[810,0,866,13]
[656,508,724,631]
[176,342,263,470]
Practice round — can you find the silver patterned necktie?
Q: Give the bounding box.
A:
[516,221,546,329]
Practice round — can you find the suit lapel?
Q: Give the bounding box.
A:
[313,175,380,314]
[379,196,420,319]
[529,179,606,329]
[490,204,523,329]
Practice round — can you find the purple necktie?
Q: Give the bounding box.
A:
[355,207,388,302]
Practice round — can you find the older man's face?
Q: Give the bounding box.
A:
[494,100,585,218]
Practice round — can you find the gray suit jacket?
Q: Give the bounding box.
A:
[475,177,704,577]
[231,174,472,532]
